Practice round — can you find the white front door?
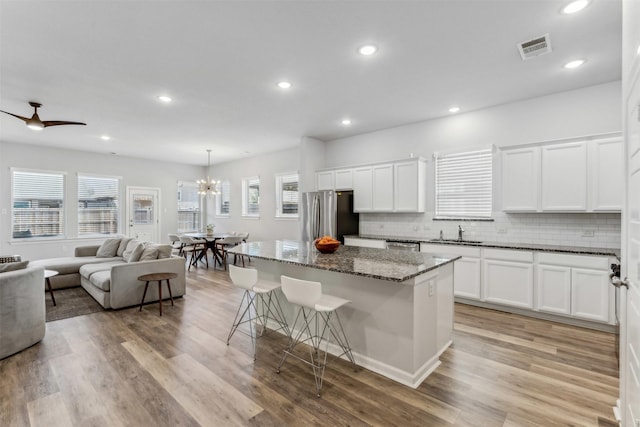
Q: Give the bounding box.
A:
[621,3,640,423]
[126,187,160,242]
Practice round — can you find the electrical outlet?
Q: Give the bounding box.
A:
[582,230,595,237]
[428,281,434,296]
[497,227,508,234]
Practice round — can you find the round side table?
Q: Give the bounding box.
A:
[44,269,59,306]
[137,272,177,316]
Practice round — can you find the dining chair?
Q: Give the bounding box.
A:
[179,235,208,270]
[168,233,184,256]
[215,235,245,269]
[233,232,251,265]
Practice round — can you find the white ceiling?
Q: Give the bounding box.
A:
[0,0,622,166]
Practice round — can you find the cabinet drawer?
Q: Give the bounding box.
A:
[537,252,609,270]
[483,248,533,262]
[420,243,481,257]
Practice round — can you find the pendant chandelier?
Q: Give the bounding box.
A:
[197,149,221,196]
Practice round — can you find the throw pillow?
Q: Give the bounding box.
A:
[139,245,159,261]
[117,237,133,257]
[0,260,29,273]
[124,242,144,263]
[155,244,172,259]
[122,240,140,261]
[96,238,121,258]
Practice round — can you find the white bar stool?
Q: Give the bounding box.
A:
[226,265,289,360]
[276,275,356,397]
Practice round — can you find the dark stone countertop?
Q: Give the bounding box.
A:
[347,234,619,258]
[228,240,459,282]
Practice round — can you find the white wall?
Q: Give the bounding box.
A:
[325,81,622,167]
[205,147,300,242]
[0,141,204,260]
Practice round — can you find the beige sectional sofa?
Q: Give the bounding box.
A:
[30,238,186,309]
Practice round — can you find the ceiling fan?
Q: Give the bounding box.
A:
[0,101,86,131]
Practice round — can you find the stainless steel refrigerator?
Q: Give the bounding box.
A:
[300,190,359,243]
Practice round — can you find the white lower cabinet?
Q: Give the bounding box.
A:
[536,253,612,323]
[483,259,534,309]
[420,243,481,300]
[536,265,572,315]
[570,268,610,322]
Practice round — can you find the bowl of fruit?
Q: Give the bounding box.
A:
[314,236,340,254]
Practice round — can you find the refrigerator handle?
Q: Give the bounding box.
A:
[313,194,320,240]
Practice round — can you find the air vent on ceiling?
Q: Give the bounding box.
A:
[517,33,552,60]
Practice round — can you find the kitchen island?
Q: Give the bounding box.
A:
[228,240,459,388]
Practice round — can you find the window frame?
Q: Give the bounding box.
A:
[242,176,260,218]
[215,180,231,218]
[275,171,299,219]
[11,167,67,241]
[77,172,122,238]
[177,180,202,233]
[434,146,494,220]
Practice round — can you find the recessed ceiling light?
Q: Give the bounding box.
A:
[564,59,586,69]
[100,135,111,141]
[157,95,172,103]
[341,119,352,125]
[358,45,378,56]
[562,0,589,14]
[277,81,292,89]
[448,106,460,113]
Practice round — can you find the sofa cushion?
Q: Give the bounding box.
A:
[0,260,29,273]
[89,270,112,292]
[124,243,144,263]
[79,261,123,279]
[139,245,159,261]
[117,237,133,257]
[96,238,121,258]
[154,244,172,259]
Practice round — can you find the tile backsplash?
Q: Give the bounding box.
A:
[359,212,621,249]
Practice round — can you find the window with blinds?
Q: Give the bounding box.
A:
[177,181,201,232]
[216,180,231,217]
[78,174,120,236]
[275,172,299,218]
[242,176,260,217]
[12,170,65,239]
[434,147,493,219]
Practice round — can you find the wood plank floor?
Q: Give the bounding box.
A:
[0,264,619,426]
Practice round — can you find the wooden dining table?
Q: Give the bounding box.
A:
[183,232,230,267]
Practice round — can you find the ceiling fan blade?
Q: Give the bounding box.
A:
[0,110,30,123]
[42,120,87,127]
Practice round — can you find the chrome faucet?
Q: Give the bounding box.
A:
[458,225,464,241]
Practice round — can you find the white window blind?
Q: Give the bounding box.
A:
[242,176,260,217]
[177,181,201,232]
[275,172,299,217]
[216,180,231,216]
[435,147,493,218]
[12,170,65,239]
[78,175,120,236]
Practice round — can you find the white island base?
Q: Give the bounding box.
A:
[253,259,454,389]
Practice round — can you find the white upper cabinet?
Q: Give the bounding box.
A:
[589,137,623,211]
[502,147,540,211]
[329,158,425,213]
[334,169,353,190]
[394,160,426,212]
[353,167,374,211]
[541,141,588,211]
[316,171,334,191]
[372,164,394,211]
[501,135,622,213]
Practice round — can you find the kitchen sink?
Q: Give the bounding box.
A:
[427,239,483,245]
